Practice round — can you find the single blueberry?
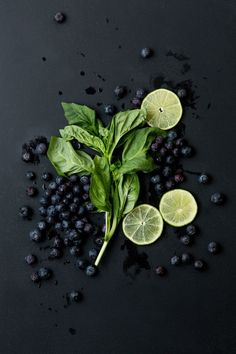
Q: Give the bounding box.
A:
[25,254,37,265]
[30,229,43,242]
[170,255,181,266]
[114,86,126,99]
[38,267,52,279]
[104,104,116,115]
[37,220,47,231]
[26,171,36,180]
[35,143,47,155]
[210,192,224,205]
[155,266,167,276]
[26,186,38,197]
[69,290,83,303]
[140,47,153,58]
[85,265,97,276]
[135,88,146,99]
[208,241,221,254]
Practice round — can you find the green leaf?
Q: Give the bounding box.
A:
[61,102,104,137]
[47,136,94,176]
[122,127,161,161]
[60,125,106,155]
[89,156,111,212]
[106,109,146,158]
[118,174,140,217]
[112,154,156,179]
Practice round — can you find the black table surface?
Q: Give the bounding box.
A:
[0,1,235,353]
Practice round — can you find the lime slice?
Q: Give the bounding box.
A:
[122,204,164,245]
[159,189,198,227]
[141,88,182,129]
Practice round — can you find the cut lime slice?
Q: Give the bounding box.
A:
[159,189,198,227]
[141,88,183,130]
[122,204,164,245]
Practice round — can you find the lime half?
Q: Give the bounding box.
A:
[141,88,182,130]
[122,204,164,245]
[159,189,198,227]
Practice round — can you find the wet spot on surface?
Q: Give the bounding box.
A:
[85,86,96,95]
[96,102,102,106]
[207,102,211,109]
[166,50,190,61]
[181,63,191,74]
[80,71,85,76]
[58,91,63,95]
[69,328,76,335]
[80,52,85,57]
[121,240,150,278]
[42,57,46,61]
[118,45,122,49]
[105,17,109,24]
[98,88,103,93]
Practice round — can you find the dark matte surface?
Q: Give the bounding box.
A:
[0,1,235,353]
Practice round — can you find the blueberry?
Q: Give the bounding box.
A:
[55,176,65,185]
[37,220,47,231]
[165,141,174,150]
[155,156,162,164]
[69,290,83,303]
[85,203,94,212]
[39,196,49,207]
[55,203,66,212]
[26,171,36,180]
[22,151,33,163]
[80,175,89,185]
[150,143,158,152]
[69,203,77,213]
[73,197,80,205]
[166,155,175,165]
[181,253,192,264]
[26,186,38,197]
[160,147,167,156]
[155,266,166,276]
[174,174,185,183]
[53,236,63,248]
[199,174,210,184]
[150,175,161,184]
[75,220,85,230]
[35,143,47,155]
[19,206,33,219]
[114,86,126,99]
[47,205,57,217]
[78,206,85,215]
[170,255,181,266]
[25,254,37,265]
[173,148,180,157]
[210,192,224,205]
[162,166,172,178]
[83,184,90,193]
[62,220,70,230]
[30,272,40,283]
[73,185,80,195]
[54,12,66,23]
[186,224,197,236]
[177,88,187,98]
[104,104,116,115]
[59,211,70,220]
[94,237,103,247]
[165,179,175,190]
[68,229,79,241]
[73,239,82,247]
[140,47,152,58]
[38,206,47,217]
[63,237,71,247]
[30,229,43,242]
[89,248,98,262]
[49,248,62,259]
[194,259,206,271]
[70,246,81,257]
[57,184,67,195]
[45,189,52,197]
[167,130,178,141]
[85,264,97,276]
[135,88,146,99]
[175,138,185,147]
[131,97,141,107]
[71,139,81,150]
[180,235,192,245]
[51,194,61,205]
[208,241,221,254]
[38,267,52,279]
[46,216,56,225]
[82,193,89,201]
[84,223,93,233]
[155,136,164,146]
[75,259,88,270]
[62,197,69,206]
[66,192,73,201]
[154,183,165,193]
[181,146,193,157]
[48,181,57,190]
[54,222,63,231]
[68,175,78,184]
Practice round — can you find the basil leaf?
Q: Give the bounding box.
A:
[106,109,146,157]
[61,102,104,136]
[60,125,106,155]
[118,174,140,217]
[122,127,165,161]
[112,154,156,179]
[89,156,111,212]
[47,137,94,176]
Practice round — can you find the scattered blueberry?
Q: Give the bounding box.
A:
[30,272,40,283]
[75,259,88,270]
[174,173,185,183]
[53,236,63,249]
[135,88,146,99]
[26,171,36,180]
[150,175,162,184]
[155,266,167,276]
[25,254,37,265]
[70,246,81,257]
[49,248,62,259]
[181,146,193,157]
[41,172,52,181]
[104,104,116,115]
[38,267,52,279]
[22,151,33,163]
[29,229,43,242]
[167,130,178,140]
[180,235,192,246]
[211,192,224,205]
[48,181,57,190]
[35,143,47,155]
[154,183,165,193]
[171,255,181,266]
[37,220,47,231]
[177,88,187,98]
[208,241,221,254]
[181,253,192,264]
[19,206,33,219]
[94,237,103,247]
[114,86,126,99]
[69,290,83,303]
[88,248,98,262]
[131,97,141,107]
[198,173,210,184]
[162,166,172,178]
[140,47,153,58]
[80,176,89,185]
[186,224,197,236]
[55,176,65,185]
[194,259,206,271]
[85,264,97,277]
[26,186,38,197]
[38,206,47,217]
[54,12,66,23]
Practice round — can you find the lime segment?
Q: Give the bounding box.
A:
[159,189,198,227]
[141,88,183,130]
[122,204,164,245]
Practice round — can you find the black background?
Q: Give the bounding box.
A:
[0,1,235,353]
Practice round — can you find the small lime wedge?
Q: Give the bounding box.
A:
[159,189,198,227]
[122,204,164,245]
[141,88,183,130]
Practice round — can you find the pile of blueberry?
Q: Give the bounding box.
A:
[149,127,193,195]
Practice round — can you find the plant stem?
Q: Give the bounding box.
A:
[94,240,109,266]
